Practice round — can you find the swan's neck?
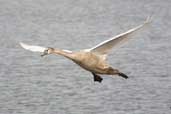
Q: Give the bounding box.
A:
[52,48,74,59]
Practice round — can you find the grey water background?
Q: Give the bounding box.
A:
[0,0,171,114]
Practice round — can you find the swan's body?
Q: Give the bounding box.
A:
[64,50,112,74]
[20,18,150,83]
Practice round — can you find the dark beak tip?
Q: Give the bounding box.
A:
[41,53,48,57]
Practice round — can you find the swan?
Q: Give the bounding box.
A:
[19,18,150,83]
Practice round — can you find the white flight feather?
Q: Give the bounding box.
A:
[19,42,47,53]
[89,17,151,56]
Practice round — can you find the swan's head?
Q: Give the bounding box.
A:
[41,47,54,57]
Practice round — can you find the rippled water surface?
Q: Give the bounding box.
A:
[0,0,171,114]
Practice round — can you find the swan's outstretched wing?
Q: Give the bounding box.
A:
[89,17,150,55]
[19,42,47,52]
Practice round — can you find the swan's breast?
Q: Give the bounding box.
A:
[72,51,109,73]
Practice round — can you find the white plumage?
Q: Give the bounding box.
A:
[89,17,150,56]
[19,42,47,53]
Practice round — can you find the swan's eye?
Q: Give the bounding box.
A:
[41,49,49,57]
[45,49,49,54]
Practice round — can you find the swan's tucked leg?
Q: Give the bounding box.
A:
[108,67,128,79]
[92,72,103,83]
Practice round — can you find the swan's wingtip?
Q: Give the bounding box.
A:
[144,16,152,24]
[19,42,24,47]
[19,42,47,52]
[19,42,30,50]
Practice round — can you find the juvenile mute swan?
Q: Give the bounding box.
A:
[20,18,150,83]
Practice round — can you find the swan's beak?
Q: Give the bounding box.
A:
[41,49,49,57]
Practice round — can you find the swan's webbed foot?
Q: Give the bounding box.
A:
[118,72,128,79]
[92,73,103,83]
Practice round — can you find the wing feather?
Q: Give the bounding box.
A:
[89,17,150,55]
[19,42,47,52]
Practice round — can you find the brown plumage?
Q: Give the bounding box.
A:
[20,17,150,83]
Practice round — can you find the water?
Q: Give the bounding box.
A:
[0,0,171,114]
